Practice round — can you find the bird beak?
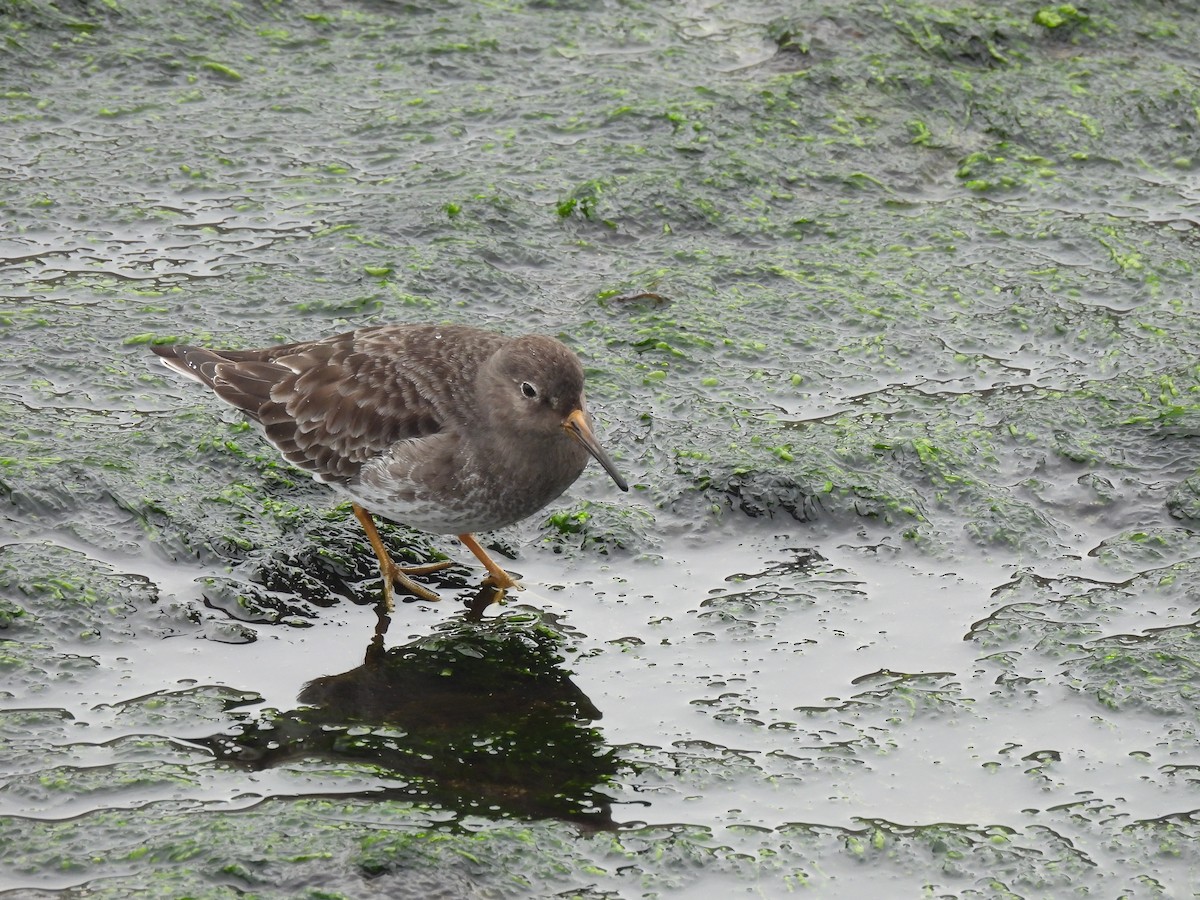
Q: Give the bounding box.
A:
[564,408,629,492]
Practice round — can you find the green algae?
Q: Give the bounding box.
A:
[542,500,659,557]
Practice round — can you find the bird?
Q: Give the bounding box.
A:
[151,323,629,611]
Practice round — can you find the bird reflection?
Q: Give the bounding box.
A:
[198,598,618,827]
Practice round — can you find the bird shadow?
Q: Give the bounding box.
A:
[194,592,621,828]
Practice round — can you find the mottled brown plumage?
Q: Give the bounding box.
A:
[152,324,628,609]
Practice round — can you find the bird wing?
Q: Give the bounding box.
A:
[154,326,490,484]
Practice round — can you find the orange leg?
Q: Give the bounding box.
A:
[456,533,523,592]
[352,504,450,609]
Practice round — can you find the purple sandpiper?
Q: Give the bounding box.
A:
[153,324,628,609]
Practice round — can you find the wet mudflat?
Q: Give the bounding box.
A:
[2,1,1200,897]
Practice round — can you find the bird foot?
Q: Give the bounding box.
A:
[397,559,454,577]
[381,562,444,609]
[481,570,524,592]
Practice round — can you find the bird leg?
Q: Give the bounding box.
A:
[456,533,524,592]
[352,504,450,609]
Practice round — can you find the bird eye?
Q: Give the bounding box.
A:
[520,381,538,399]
